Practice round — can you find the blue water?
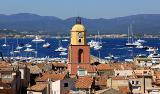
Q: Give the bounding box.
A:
[0,38,159,61]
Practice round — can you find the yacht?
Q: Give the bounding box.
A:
[55,46,67,52]
[59,52,68,56]
[88,40,97,48]
[146,47,158,52]
[88,31,102,48]
[62,39,68,42]
[94,44,102,50]
[25,44,32,48]
[32,35,45,42]
[105,54,118,60]
[43,42,50,48]
[16,46,23,50]
[13,50,20,53]
[136,45,144,49]
[148,52,160,59]
[136,39,146,43]
[136,54,147,58]
[24,48,35,52]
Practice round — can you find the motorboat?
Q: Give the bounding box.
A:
[88,31,102,48]
[136,39,146,43]
[24,48,35,52]
[25,44,32,48]
[148,52,160,59]
[32,35,45,42]
[59,52,68,56]
[94,44,102,50]
[88,40,97,48]
[16,46,23,50]
[62,39,68,42]
[136,54,147,58]
[136,45,144,49]
[146,47,158,52]
[105,54,118,60]
[14,50,20,53]
[55,46,67,52]
[43,42,50,48]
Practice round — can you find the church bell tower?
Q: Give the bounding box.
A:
[68,17,90,75]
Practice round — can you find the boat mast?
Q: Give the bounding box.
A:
[127,26,130,43]
[130,24,134,43]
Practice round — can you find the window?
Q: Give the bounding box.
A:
[144,71,147,74]
[132,81,134,84]
[64,83,68,87]
[136,81,139,84]
[117,73,119,76]
[79,39,81,43]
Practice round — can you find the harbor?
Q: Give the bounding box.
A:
[0,37,159,63]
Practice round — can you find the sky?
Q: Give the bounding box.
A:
[0,0,160,19]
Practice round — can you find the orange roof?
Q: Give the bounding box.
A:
[78,64,96,73]
[96,64,113,71]
[36,63,45,69]
[27,83,47,92]
[75,76,93,89]
[36,73,66,82]
[109,63,135,70]
[0,62,11,68]
[118,86,130,93]
[28,65,42,74]
[52,62,66,67]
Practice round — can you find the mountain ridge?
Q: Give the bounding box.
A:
[0,13,160,34]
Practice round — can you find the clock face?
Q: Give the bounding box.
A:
[78,32,83,38]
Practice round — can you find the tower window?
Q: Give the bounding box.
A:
[79,39,81,43]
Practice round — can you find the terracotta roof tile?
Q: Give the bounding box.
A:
[52,62,66,67]
[75,76,93,89]
[36,73,66,82]
[0,62,11,68]
[27,83,47,92]
[28,65,42,74]
[118,86,130,93]
[96,64,113,71]
[79,64,96,73]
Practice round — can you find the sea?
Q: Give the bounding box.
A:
[0,38,160,61]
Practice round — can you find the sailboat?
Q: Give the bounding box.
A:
[125,24,141,47]
[15,38,23,50]
[2,37,9,47]
[43,42,50,48]
[55,40,67,52]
